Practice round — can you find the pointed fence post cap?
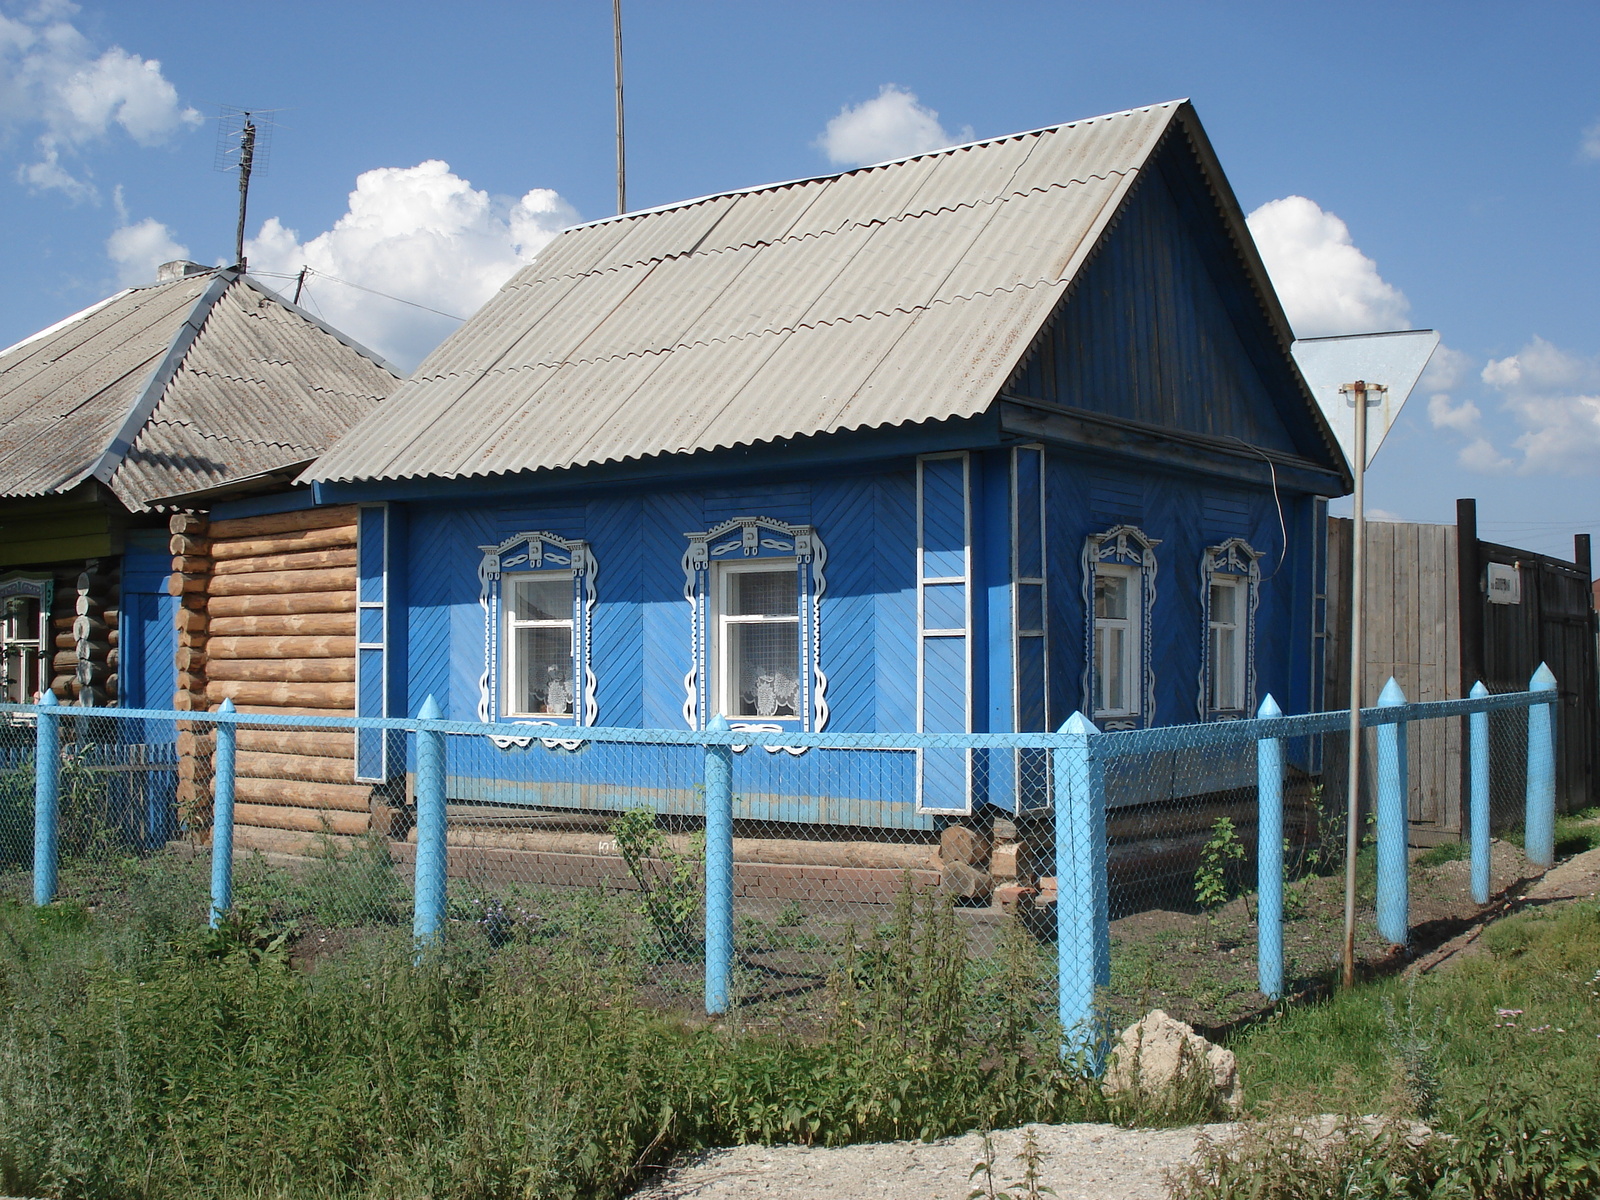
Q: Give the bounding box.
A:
[38,689,56,707]
[418,694,442,720]
[1530,662,1557,692]
[1378,676,1408,706]
[1059,711,1098,736]
[706,713,730,732]
[1470,680,1489,698]
[218,697,235,713]
[1257,693,1282,719]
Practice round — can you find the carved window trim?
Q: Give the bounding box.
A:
[1197,537,1262,721]
[683,517,827,751]
[0,573,52,705]
[477,532,597,747]
[1082,524,1159,730]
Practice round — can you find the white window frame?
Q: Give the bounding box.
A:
[713,558,802,723]
[477,531,597,738]
[1081,524,1159,730]
[0,574,51,706]
[1198,537,1262,721]
[1092,563,1140,721]
[502,570,579,719]
[682,517,826,742]
[1207,576,1246,714]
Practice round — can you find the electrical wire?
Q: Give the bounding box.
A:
[250,268,466,322]
[1226,436,1289,581]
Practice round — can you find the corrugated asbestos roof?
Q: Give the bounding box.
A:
[308,101,1194,484]
[0,271,397,510]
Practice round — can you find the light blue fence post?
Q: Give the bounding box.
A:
[413,695,448,948]
[704,713,734,1016]
[32,690,59,906]
[209,699,237,928]
[1255,694,1284,1000]
[1525,662,1557,869]
[1375,677,1410,946]
[1054,712,1109,1067]
[1469,681,1491,904]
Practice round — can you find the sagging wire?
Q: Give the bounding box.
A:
[250,268,467,322]
[1227,436,1289,582]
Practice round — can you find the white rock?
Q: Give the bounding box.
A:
[1102,1009,1242,1115]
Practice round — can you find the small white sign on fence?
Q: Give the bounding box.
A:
[1486,562,1522,605]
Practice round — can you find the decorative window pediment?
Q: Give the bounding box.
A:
[683,517,827,748]
[1198,538,1262,721]
[1082,524,1159,730]
[478,532,597,741]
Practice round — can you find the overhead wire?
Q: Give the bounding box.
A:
[250,268,466,322]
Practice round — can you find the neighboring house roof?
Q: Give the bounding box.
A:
[0,269,397,511]
[308,99,1338,486]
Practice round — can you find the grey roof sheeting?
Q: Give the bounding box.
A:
[308,101,1335,485]
[0,270,397,509]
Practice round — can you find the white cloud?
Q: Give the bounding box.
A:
[105,186,186,286]
[1246,195,1410,337]
[1478,336,1600,474]
[1418,342,1472,393]
[1581,118,1600,162]
[1459,437,1514,474]
[0,2,200,200]
[245,160,577,369]
[815,84,970,168]
[1428,392,1481,434]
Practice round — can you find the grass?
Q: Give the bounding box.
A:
[0,880,1191,1200]
[1173,900,1600,1198]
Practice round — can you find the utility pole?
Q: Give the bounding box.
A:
[613,0,626,215]
[1340,378,1386,988]
[234,114,256,271]
[293,266,308,305]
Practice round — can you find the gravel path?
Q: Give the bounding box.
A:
[630,1122,1233,1200]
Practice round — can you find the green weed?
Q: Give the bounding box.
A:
[1193,816,1246,911]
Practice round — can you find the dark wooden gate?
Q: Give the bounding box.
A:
[1459,502,1598,816]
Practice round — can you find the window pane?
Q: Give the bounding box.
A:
[509,577,571,622]
[1211,580,1237,625]
[1095,624,1126,713]
[1213,626,1239,711]
[513,626,575,714]
[731,621,799,717]
[730,569,797,618]
[1095,572,1128,620]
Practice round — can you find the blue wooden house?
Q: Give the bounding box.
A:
[291,100,1348,835]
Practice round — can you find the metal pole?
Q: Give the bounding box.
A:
[1469,680,1491,904]
[1255,694,1284,1000]
[1342,381,1369,987]
[32,690,59,906]
[1525,663,1557,868]
[413,695,448,948]
[703,714,734,1015]
[1374,677,1409,946]
[613,0,626,215]
[1054,712,1109,1068]
[210,699,237,928]
[235,117,256,270]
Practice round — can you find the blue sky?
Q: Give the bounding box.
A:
[2,1,1597,557]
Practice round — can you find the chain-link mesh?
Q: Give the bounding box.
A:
[0,689,1563,1039]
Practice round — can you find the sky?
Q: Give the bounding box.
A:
[1,1,1597,558]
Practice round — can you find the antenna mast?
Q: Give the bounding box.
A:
[613,0,626,214]
[234,114,256,270]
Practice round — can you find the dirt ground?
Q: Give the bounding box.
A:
[629,1122,1234,1200]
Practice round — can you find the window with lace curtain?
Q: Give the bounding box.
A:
[716,561,800,720]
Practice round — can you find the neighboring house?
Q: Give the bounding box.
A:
[0,262,396,836]
[276,99,1347,860]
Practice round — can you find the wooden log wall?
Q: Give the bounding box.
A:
[170,505,368,852]
[44,558,118,706]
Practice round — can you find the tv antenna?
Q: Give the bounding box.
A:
[613,0,626,214]
[215,106,285,271]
